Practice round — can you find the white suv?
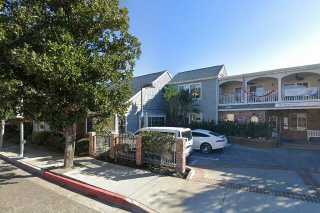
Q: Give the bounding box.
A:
[192,129,228,153]
[135,127,193,157]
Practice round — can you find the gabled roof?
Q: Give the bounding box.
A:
[170,65,225,84]
[131,71,168,94]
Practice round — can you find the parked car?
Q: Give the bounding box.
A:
[135,127,193,157]
[192,129,228,153]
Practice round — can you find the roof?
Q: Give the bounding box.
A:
[220,63,320,81]
[131,71,167,94]
[170,65,225,84]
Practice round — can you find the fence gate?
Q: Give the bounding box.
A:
[115,133,136,162]
[96,133,112,156]
[143,142,176,168]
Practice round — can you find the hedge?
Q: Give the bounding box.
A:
[31,131,89,156]
[186,121,273,139]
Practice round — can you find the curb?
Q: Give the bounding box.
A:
[0,153,42,176]
[42,171,154,213]
[0,153,155,213]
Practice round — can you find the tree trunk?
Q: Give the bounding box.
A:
[0,120,5,150]
[63,123,77,168]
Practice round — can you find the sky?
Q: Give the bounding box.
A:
[123,0,320,77]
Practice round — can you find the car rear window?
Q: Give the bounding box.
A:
[209,131,222,137]
[182,130,192,141]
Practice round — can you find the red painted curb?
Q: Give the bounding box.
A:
[42,171,152,213]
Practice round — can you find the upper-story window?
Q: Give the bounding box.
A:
[190,83,201,99]
[177,85,188,92]
[177,83,202,100]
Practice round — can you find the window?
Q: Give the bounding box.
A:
[177,83,201,100]
[192,132,210,137]
[182,130,192,141]
[209,131,222,137]
[226,114,235,122]
[148,116,165,127]
[283,117,288,130]
[190,112,203,123]
[297,82,308,88]
[250,86,264,96]
[190,83,201,99]
[250,115,259,123]
[297,113,307,131]
[177,85,187,91]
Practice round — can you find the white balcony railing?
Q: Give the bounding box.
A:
[248,90,278,103]
[219,88,320,105]
[219,94,243,104]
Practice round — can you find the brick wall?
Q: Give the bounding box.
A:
[267,109,320,142]
[219,110,266,123]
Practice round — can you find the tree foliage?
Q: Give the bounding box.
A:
[0,78,19,120]
[0,0,140,166]
[163,85,195,126]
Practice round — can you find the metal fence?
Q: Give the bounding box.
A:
[96,133,112,156]
[115,133,136,162]
[142,142,176,168]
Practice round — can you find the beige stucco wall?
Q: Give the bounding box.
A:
[220,81,242,95]
[248,78,277,92]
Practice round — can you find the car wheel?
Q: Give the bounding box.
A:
[200,143,212,154]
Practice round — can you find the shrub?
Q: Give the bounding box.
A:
[32,131,89,155]
[142,131,176,158]
[186,121,273,139]
[32,131,65,152]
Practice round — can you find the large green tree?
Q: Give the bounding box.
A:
[0,0,140,167]
[0,77,20,149]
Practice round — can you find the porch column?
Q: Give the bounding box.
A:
[244,79,248,104]
[277,77,282,102]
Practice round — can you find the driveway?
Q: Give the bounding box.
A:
[188,144,320,203]
[189,144,320,171]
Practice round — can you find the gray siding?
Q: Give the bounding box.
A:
[126,72,172,132]
[172,78,219,122]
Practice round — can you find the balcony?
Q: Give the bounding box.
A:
[219,72,320,106]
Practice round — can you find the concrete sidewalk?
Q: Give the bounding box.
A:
[1,145,320,212]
